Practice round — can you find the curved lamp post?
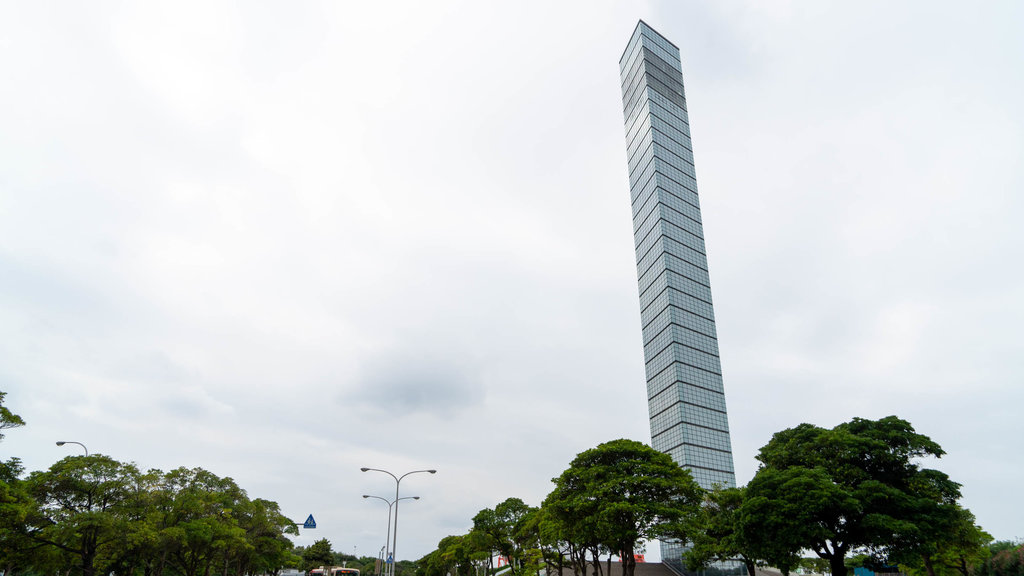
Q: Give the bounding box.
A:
[55,441,88,456]
[361,468,436,576]
[362,495,419,576]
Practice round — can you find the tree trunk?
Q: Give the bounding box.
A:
[622,551,636,576]
[569,544,584,576]
[82,547,97,576]
[743,558,757,576]
[922,555,937,576]
[155,550,168,576]
[828,556,846,576]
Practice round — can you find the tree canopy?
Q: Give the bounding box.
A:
[0,390,301,576]
[740,416,964,576]
[544,439,704,576]
[471,497,538,576]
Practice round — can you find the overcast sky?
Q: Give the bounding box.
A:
[2,0,1022,562]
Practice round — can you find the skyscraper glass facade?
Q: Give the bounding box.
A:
[619,20,738,571]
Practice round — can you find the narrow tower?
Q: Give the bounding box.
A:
[619,20,737,568]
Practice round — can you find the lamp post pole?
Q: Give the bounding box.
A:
[363,494,419,576]
[361,468,436,576]
[55,441,88,456]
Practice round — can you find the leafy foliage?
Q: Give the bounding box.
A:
[0,391,26,441]
[684,486,760,576]
[0,390,301,576]
[305,538,335,570]
[543,439,703,576]
[742,416,965,576]
[471,497,537,576]
[416,439,706,576]
[978,542,1024,576]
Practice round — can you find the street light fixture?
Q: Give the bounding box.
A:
[361,468,436,576]
[55,441,88,456]
[362,495,419,576]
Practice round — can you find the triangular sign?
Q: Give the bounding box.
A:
[303,514,316,529]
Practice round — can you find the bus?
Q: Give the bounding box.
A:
[310,567,359,576]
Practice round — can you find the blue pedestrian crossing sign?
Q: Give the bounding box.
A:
[303,514,316,529]
[387,555,394,564]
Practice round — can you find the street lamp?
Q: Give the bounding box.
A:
[361,468,436,576]
[55,441,88,456]
[362,495,419,576]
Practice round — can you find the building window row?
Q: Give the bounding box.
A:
[638,234,710,288]
[633,200,704,254]
[643,321,720,358]
[645,340,723,378]
[631,181,703,231]
[646,367,725,401]
[639,27,681,63]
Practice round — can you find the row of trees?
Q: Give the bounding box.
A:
[417,438,702,576]
[975,542,1024,576]
[417,416,1015,576]
[0,392,300,576]
[292,538,397,575]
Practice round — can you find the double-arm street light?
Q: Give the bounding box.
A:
[55,441,88,456]
[362,495,419,576]
[361,468,436,576]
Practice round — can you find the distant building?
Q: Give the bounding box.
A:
[619,20,738,572]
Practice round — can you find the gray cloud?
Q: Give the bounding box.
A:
[1,0,1021,560]
[348,354,484,418]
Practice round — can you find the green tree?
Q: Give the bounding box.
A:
[532,506,572,576]
[739,466,843,575]
[0,392,35,575]
[933,523,992,576]
[97,467,165,576]
[0,412,297,576]
[25,455,140,576]
[685,486,761,576]
[979,542,1024,576]
[1,457,49,576]
[471,497,537,576]
[230,498,300,576]
[0,391,63,576]
[511,506,544,576]
[158,467,249,576]
[543,439,704,576]
[0,391,26,441]
[743,416,961,576]
[893,504,991,576]
[305,538,334,571]
[430,534,476,576]
[800,558,831,574]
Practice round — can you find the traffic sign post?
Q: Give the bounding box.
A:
[292,514,316,530]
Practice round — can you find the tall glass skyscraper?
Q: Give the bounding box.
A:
[619,20,737,570]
